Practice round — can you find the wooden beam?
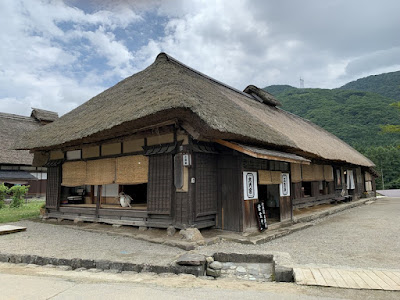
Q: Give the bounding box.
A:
[215,139,310,164]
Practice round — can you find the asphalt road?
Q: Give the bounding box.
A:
[377,189,400,197]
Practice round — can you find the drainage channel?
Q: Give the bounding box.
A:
[178,252,294,282]
[1,252,294,282]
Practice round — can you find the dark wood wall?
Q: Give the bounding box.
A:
[27,179,47,196]
[46,166,61,209]
[195,153,217,216]
[217,153,242,232]
[147,154,173,214]
[280,196,292,221]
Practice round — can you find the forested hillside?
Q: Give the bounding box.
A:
[264,73,400,189]
[339,71,400,100]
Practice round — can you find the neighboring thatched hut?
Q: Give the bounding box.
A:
[0,109,58,196]
[15,53,376,231]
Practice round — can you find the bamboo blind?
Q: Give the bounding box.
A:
[302,164,324,181]
[115,155,149,185]
[82,146,99,159]
[258,170,272,185]
[258,170,282,185]
[301,164,313,181]
[365,172,372,181]
[85,158,116,185]
[62,161,87,187]
[323,165,334,181]
[271,171,282,184]
[291,163,302,183]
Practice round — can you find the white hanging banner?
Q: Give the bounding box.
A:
[243,172,258,200]
[346,170,355,189]
[280,173,291,197]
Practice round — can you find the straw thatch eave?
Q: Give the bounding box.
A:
[15,52,374,167]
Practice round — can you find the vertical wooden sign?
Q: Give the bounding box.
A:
[255,201,268,231]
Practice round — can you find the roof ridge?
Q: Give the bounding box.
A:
[0,112,37,122]
[31,107,58,114]
[158,52,255,100]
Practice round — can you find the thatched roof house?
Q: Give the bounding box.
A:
[16,53,375,231]
[1,109,58,195]
[16,53,373,168]
[0,112,41,166]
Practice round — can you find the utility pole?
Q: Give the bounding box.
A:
[381,167,385,190]
[300,77,304,89]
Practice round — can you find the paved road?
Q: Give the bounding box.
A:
[377,189,400,197]
[1,263,398,300]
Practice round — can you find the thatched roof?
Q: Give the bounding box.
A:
[31,108,59,123]
[15,53,374,167]
[0,113,41,165]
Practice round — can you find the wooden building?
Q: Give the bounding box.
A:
[0,109,58,197]
[15,53,376,231]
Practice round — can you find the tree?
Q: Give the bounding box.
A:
[382,102,400,133]
[0,183,9,209]
[9,185,30,208]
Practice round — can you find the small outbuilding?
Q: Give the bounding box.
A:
[15,53,376,231]
[1,108,58,196]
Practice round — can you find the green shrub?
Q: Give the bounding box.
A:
[9,185,30,208]
[0,183,8,209]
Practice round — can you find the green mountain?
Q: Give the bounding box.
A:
[264,71,400,189]
[264,87,400,148]
[263,84,296,95]
[339,70,400,100]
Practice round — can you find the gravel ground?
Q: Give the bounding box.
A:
[201,197,400,270]
[1,197,399,271]
[0,220,185,266]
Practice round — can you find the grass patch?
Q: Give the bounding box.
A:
[0,200,44,223]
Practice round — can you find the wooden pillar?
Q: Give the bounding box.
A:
[96,185,102,218]
[90,186,95,204]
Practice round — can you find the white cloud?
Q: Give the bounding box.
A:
[0,0,142,116]
[1,0,400,118]
[135,0,400,89]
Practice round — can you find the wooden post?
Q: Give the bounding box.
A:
[96,185,102,218]
[90,186,95,204]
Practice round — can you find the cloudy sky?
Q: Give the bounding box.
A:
[1,0,399,116]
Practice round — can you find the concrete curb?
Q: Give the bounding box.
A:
[0,251,293,282]
[0,253,204,276]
